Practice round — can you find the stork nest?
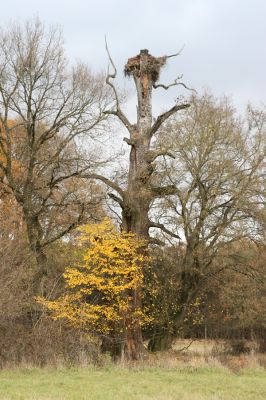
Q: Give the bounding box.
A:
[124,49,166,83]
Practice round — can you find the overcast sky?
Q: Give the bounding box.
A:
[1,0,265,116]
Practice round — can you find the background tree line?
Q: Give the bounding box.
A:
[0,19,265,364]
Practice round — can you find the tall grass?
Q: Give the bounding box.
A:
[0,340,265,399]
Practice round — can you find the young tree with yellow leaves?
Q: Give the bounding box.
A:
[37,219,151,360]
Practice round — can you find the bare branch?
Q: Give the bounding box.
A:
[149,237,165,246]
[108,192,124,207]
[150,103,190,135]
[153,74,195,92]
[146,149,175,162]
[42,204,86,248]
[49,166,93,188]
[165,45,185,59]
[104,110,135,135]
[104,38,135,136]
[149,221,181,239]
[105,36,117,79]
[152,184,178,198]
[81,173,124,198]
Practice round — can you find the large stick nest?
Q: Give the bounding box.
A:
[124,50,166,84]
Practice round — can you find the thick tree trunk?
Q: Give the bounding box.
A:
[120,50,159,359]
[123,321,147,361]
[148,328,173,352]
[24,210,48,294]
[103,49,189,359]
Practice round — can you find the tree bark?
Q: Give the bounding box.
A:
[148,328,173,352]
[121,50,160,359]
[103,49,190,359]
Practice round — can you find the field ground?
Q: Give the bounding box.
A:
[0,365,265,400]
[0,340,265,400]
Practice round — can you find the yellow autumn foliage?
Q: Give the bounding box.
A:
[37,218,151,334]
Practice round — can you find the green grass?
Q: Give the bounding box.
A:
[0,366,265,400]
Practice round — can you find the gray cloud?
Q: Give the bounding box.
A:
[0,0,265,114]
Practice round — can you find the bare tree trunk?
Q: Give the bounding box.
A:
[23,211,48,295]
[121,50,155,238]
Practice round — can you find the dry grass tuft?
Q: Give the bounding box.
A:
[126,339,266,373]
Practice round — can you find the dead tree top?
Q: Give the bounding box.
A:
[124,49,166,83]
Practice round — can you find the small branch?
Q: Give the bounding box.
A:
[165,45,185,59]
[153,78,181,90]
[106,198,123,221]
[149,237,165,246]
[146,149,175,162]
[49,166,93,188]
[42,204,86,247]
[152,184,178,197]
[150,103,190,135]
[81,173,124,197]
[108,192,124,207]
[153,76,195,92]
[149,221,181,239]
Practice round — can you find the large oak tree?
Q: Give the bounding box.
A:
[0,20,110,278]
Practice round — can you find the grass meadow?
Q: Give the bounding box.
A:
[0,340,265,400]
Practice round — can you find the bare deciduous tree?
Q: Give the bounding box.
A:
[147,93,265,349]
[0,19,110,277]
